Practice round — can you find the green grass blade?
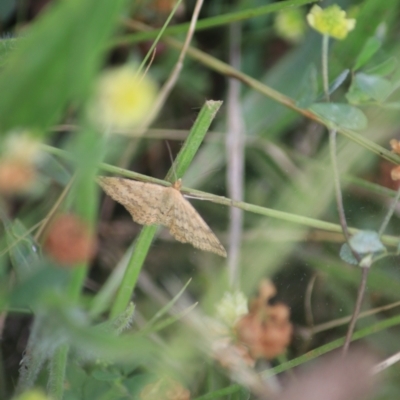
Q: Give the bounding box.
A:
[109,100,222,318]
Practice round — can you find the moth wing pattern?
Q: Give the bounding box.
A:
[97,177,169,226]
[97,176,227,257]
[168,190,227,257]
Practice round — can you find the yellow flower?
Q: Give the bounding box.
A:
[89,65,158,131]
[307,5,356,40]
[275,8,306,43]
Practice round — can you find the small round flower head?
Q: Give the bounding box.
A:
[89,65,158,131]
[275,8,306,43]
[216,291,248,327]
[307,5,356,40]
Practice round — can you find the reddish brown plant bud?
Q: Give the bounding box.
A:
[43,213,97,266]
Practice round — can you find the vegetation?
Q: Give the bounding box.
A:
[1,0,400,399]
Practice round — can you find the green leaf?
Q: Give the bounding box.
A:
[141,302,198,335]
[328,69,350,96]
[0,36,16,69]
[354,37,381,71]
[143,278,192,329]
[380,102,400,110]
[365,57,397,76]
[339,243,358,265]
[349,230,386,254]
[123,374,154,397]
[4,218,41,279]
[309,103,368,130]
[297,68,349,109]
[346,78,375,105]
[110,100,223,318]
[353,73,393,103]
[296,64,318,109]
[9,265,69,309]
[0,0,127,133]
[39,154,72,187]
[91,367,122,382]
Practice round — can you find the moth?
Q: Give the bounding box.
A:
[98,177,227,257]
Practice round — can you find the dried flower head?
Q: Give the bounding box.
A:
[275,8,306,43]
[43,213,97,265]
[307,5,356,40]
[140,378,190,400]
[89,65,158,131]
[235,280,292,360]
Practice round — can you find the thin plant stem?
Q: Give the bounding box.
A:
[40,143,400,248]
[311,299,400,334]
[342,266,369,355]
[372,351,400,374]
[47,345,68,399]
[135,0,183,77]
[329,129,352,244]
[226,21,244,290]
[138,0,204,129]
[305,273,317,328]
[322,34,330,101]
[321,33,364,356]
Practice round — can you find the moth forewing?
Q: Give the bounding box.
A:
[97,176,226,257]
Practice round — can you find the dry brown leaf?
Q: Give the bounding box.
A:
[97,177,227,257]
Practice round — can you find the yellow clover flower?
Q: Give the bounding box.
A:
[275,8,306,43]
[307,5,356,40]
[89,65,158,131]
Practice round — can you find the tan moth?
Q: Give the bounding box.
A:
[97,177,227,257]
